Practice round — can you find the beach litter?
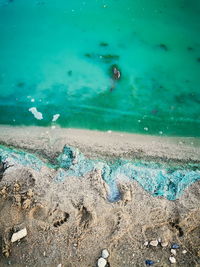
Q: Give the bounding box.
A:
[11,228,27,243]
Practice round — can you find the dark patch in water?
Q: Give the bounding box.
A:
[85,53,92,58]
[197,57,200,62]
[100,54,119,62]
[99,42,109,47]
[84,53,119,63]
[175,92,200,104]
[16,82,25,87]
[67,70,72,76]
[158,44,168,51]
[187,46,194,51]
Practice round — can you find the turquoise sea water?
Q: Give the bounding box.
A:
[0,0,200,136]
[1,145,200,201]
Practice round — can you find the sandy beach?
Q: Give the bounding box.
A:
[0,126,200,266]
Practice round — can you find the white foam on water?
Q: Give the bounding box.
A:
[29,107,43,120]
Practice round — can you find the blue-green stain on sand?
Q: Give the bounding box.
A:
[1,145,200,201]
[0,0,200,136]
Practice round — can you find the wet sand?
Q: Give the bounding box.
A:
[0,125,200,163]
[0,126,200,266]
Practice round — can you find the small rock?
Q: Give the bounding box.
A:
[150,240,158,247]
[145,260,155,265]
[171,249,176,255]
[161,241,168,247]
[97,257,107,267]
[182,250,187,254]
[158,238,162,243]
[102,249,109,259]
[57,264,62,267]
[11,228,27,243]
[169,256,176,264]
[144,241,149,246]
[171,243,180,249]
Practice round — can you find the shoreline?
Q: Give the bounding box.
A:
[0,125,200,164]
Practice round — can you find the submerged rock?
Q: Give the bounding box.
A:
[111,64,121,80]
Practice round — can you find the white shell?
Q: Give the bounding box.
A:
[150,240,158,247]
[161,241,168,247]
[97,257,107,267]
[169,256,176,264]
[102,249,109,259]
[171,249,176,255]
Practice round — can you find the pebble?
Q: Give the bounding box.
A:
[182,250,187,254]
[144,241,149,246]
[150,240,158,247]
[171,249,176,255]
[145,260,155,265]
[97,257,107,267]
[171,243,180,249]
[101,249,109,259]
[169,256,176,264]
[57,264,62,267]
[11,228,27,243]
[161,241,168,247]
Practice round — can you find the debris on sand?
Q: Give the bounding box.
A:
[169,256,176,264]
[161,241,168,247]
[171,249,176,255]
[102,249,109,259]
[150,240,158,247]
[145,259,155,265]
[97,257,107,267]
[11,228,27,243]
[171,243,180,249]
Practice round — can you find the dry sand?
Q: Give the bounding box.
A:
[0,126,200,266]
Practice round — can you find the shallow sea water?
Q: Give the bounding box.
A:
[0,0,200,136]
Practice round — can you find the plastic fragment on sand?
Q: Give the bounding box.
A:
[145,260,155,265]
[171,243,180,249]
[11,228,27,243]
